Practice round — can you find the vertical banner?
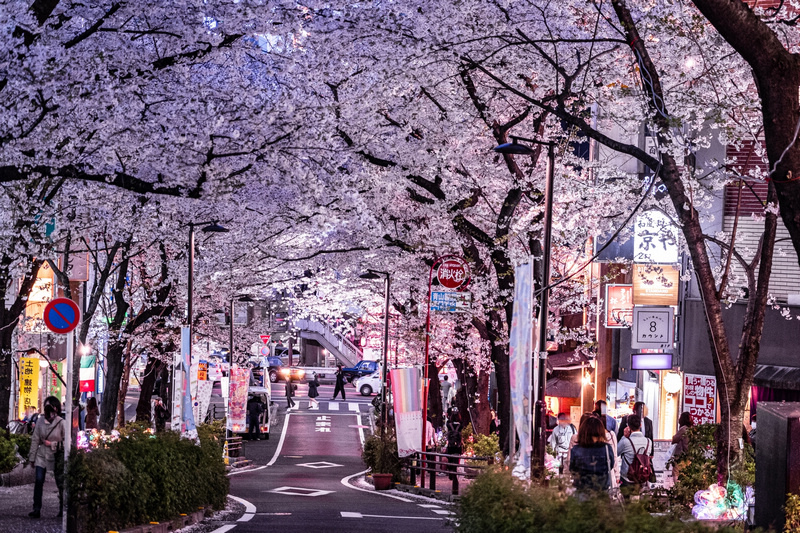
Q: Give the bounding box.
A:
[171,352,182,432]
[18,357,41,419]
[228,366,249,432]
[180,327,196,437]
[79,355,96,392]
[390,367,422,457]
[509,262,533,477]
[194,380,214,424]
[683,374,717,425]
[49,361,63,403]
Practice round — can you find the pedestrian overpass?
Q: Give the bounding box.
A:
[294,318,362,368]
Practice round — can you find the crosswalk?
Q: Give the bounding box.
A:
[280,400,370,413]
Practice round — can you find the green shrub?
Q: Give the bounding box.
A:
[361,428,401,480]
[785,493,800,533]
[0,434,17,474]
[457,469,742,533]
[669,424,754,511]
[68,424,228,533]
[10,434,31,460]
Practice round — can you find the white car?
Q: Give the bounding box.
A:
[354,371,382,396]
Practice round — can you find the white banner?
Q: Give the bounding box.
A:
[395,410,423,457]
[194,380,214,424]
[509,262,534,478]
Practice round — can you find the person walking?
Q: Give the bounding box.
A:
[617,415,654,491]
[285,375,296,409]
[308,372,320,409]
[594,400,617,434]
[445,407,463,480]
[568,416,615,494]
[670,411,693,479]
[28,402,65,519]
[548,412,577,469]
[332,365,346,401]
[154,397,169,432]
[247,396,265,439]
[617,401,654,443]
[84,397,99,430]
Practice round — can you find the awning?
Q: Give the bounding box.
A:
[546,376,582,398]
[753,364,800,391]
[546,351,591,372]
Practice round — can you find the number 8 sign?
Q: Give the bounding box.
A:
[631,306,675,349]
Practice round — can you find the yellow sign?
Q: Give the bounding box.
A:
[18,357,40,418]
[633,264,680,306]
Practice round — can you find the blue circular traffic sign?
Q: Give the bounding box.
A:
[43,298,81,334]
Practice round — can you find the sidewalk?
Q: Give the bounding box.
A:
[0,477,62,533]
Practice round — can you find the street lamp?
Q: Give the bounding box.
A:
[230,295,255,366]
[359,270,391,426]
[187,221,229,357]
[494,136,556,476]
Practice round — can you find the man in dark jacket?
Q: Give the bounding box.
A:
[154,397,169,432]
[617,401,654,445]
[247,397,265,439]
[332,365,346,401]
[594,400,617,434]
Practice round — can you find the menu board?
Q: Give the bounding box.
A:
[683,373,717,425]
[651,439,675,489]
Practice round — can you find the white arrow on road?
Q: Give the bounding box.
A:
[340,512,443,520]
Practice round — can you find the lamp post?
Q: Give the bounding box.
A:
[359,270,390,427]
[187,221,228,356]
[493,136,556,475]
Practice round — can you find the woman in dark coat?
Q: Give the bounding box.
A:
[84,397,99,430]
[308,373,320,409]
[332,365,346,401]
[285,375,296,409]
[569,416,615,493]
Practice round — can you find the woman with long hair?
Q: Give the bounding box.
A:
[568,416,615,493]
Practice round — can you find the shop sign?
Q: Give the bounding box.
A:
[631,352,673,370]
[436,257,470,290]
[683,373,717,425]
[605,284,633,328]
[634,210,679,264]
[633,264,680,306]
[18,357,40,418]
[430,291,472,312]
[631,306,674,349]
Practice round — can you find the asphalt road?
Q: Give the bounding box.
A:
[228,384,454,533]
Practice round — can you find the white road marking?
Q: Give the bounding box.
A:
[296,461,343,469]
[348,402,359,412]
[417,504,441,508]
[229,409,292,476]
[210,525,237,533]
[355,411,365,447]
[432,509,455,515]
[229,494,256,522]
[340,511,443,520]
[340,469,413,502]
[268,486,335,497]
[328,401,340,411]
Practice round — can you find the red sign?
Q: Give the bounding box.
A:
[605,284,633,328]
[260,334,271,344]
[43,298,81,334]
[683,373,717,425]
[437,258,470,290]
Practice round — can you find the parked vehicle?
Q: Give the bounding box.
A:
[354,371,382,396]
[342,360,380,383]
[233,385,272,440]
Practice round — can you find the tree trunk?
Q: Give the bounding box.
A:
[452,357,491,435]
[426,359,443,429]
[0,326,14,427]
[136,355,164,423]
[116,342,133,428]
[99,338,126,430]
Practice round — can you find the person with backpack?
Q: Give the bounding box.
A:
[548,412,576,467]
[445,407,463,480]
[617,414,654,489]
[568,416,615,493]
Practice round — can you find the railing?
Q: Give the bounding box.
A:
[406,451,495,495]
[294,318,363,366]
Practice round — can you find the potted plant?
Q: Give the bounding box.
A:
[362,429,401,490]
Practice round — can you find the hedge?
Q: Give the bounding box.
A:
[457,469,743,533]
[67,423,228,533]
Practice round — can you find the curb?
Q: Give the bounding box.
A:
[115,508,207,533]
[394,482,461,503]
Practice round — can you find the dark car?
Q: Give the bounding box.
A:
[342,360,379,383]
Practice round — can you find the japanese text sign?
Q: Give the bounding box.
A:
[605,284,633,328]
[683,374,717,425]
[19,357,40,418]
[633,264,680,306]
[634,210,679,264]
[436,257,470,290]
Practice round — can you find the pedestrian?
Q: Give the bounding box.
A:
[568,416,615,494]
[308,372,320,410]
[445,407,463,480]
[247,396,265,439]
[440,375,452,409]
[85,397,99,430]
[594,400,617,434]
[154,396,169,432]
[670,411,693,479]
[28,401,65,519]
[548,412,577,468]
[617,401,654,443]
[617,414,654,491]
[332,364,346,401]
[285,375,296,409]
[748,414,757,449]
[489,410,499,436]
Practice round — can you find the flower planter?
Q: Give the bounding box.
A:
[372,473,394,490]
